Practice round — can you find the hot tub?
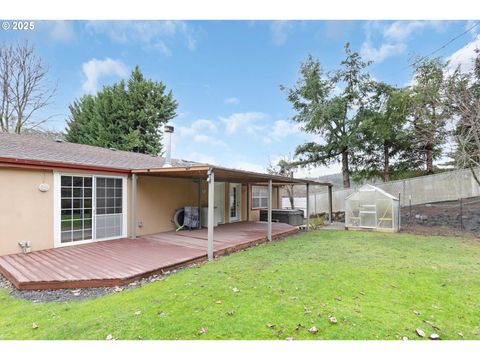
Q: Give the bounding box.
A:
[259,209,304,226]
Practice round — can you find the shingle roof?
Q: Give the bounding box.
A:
[0,133,201,170]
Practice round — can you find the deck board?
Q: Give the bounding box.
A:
[0,222,298,290]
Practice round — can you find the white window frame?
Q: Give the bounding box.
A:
[251,185,268,210]
[53,171,128,248]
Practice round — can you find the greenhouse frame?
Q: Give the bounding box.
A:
[345,184,400,232]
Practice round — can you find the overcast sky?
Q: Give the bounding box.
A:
[1,20,479,177]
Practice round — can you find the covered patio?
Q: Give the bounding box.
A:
[0,222,297,290]
[131,165,333,260]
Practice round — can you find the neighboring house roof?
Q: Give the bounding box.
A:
[0,133,200,171]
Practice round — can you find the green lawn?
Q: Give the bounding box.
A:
[1,230,480,340]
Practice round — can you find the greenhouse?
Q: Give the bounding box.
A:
[345,184,400,232]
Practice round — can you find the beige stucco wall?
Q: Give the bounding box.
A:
[135,176,199,236]
[0,168,54,255]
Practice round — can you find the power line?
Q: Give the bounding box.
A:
[408,21,480,68]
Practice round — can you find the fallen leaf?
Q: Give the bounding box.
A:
[430,333,441,340]
[158,311,168,317]
[458,332,464,338]
[308,326,319,334]
[232,287,240,293]
[335,296,342,301]
[295,323,305,330]
[134,310,141,316]
[413,310,421,315]
[198,327,208,335]
[215,300,222,304]
[328,316,337,324]
[416,328,425,337]
[32,323,38,329]
[113,286,123,292]
[402,336,409,341]
[266,323,276,329]
[106,334,113,340]
[422,320,441,331]
[316,312,322,317]
[285,336,295,341]
[226,310,235,316]
[359,291,366,296]
[303,306,311,314]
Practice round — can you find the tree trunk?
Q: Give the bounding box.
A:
[287,185,295,209]
[425,143,434,174]
[342,151,351,188]
[383,142,390,182]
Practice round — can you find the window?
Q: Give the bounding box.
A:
[252,186,268,209]
[60,175,93,244]
[57,174,125,246]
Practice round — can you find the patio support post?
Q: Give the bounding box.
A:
[306,183,310,231]
[268,179,272,241]
[131,173,137,239]
[207,169,215,260]
[197,180,202,229]
[328,185,333,224]
[246,183,250,222]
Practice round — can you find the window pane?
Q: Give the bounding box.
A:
[83,209,92,219]
[97,188,105,197]
[106,178,115,187]
[115,188,122,197]
[107,188,115,197]
[73,177,83,187]
[115,198,122,208]
[97,198,105,208]
[61,176,72,186]
[84,198,92,208]
[115,178,122,187]
[61,188,72,197]
[84,177,92,187]
[61,199,72,209]
[106,198,114,207]
[72,230,83,241]
[61,220,72,231]
[252,198,260,208]
[73,199,83,209]
[84,188,92,197]
[61,209,72,220]
[61,231,72,243]
[73,187,83,197]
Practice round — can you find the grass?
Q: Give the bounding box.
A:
[1,230,480,340]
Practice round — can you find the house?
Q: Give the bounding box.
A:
[0,130,332,289]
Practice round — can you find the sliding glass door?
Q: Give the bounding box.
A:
[57,174,126,246]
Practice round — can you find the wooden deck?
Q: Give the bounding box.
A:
[0,222,298,290]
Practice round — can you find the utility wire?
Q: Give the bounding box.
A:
[408,21,480,68]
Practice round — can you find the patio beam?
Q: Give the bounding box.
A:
[207,169,215,260]
[246,183,250,222]
[131,173,137,239]
[306,183,310,231]
[268,179,272,241]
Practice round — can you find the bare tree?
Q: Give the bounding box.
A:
[267,155,297,209]
[0,41,56,133]
[446,50,480,185]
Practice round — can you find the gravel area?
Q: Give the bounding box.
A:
[0,264,203,303]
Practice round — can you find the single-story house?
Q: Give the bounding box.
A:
[0,130,333,262]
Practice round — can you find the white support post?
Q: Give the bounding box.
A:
[207,169,215,260]
[131,173,137,239]
[268,179,272,241]
[306,183,310,231]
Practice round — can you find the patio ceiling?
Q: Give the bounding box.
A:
[131,165,332,187]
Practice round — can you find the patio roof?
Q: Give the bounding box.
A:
[132,165,332,186]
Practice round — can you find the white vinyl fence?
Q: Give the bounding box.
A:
[282,168,480,214]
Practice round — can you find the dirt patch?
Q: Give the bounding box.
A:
[400,225,479,238]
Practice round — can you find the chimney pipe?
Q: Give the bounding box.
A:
[163,125,174,168]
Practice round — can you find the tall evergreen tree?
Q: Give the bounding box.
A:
[65,66,177,155]
[281,43,373,188]
[353,84,412,182]
[408,57,449,174]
